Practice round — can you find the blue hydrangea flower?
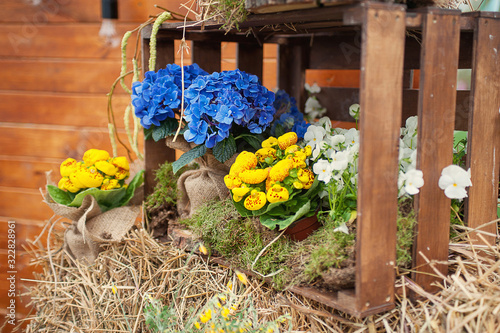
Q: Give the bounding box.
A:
[131,64,208,129]
[182,69,276,148]
[270,90,310,139]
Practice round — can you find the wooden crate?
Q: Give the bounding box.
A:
[141,3,500,317]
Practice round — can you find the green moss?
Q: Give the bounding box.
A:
[396,206,417,268]
[145,161,198,210]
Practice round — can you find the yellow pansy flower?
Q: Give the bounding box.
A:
[266,184,289,203]
[239,169,268,184]
[82,149,110,167]
[60,158,78,177]
[277,132,298,150]
[243,190,266,210]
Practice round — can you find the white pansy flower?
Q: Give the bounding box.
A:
[349,103,360,120]
[328,134,346,150]
[330,150,349,171]
[402,133,417,150]
[344,128,359,146]
[409,149,417,170]
[305,97,327,119]
[305,82,321,94]
[438,165,472,200]
[404,116,418,136]
[317,116,332,132]
[313,159,333,184]
[403,169,424,195]
[304,125,326,147]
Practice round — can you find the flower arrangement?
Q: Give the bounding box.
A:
[131,64,277,172]
[224,132,322,230]
[47,149,144,212]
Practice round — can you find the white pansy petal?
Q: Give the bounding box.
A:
[438,174,454,190]
[334,222,349,234]
[405,184,420,195]
[444,185,468,200]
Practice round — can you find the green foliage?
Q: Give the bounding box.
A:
[172,144,206,174]
[213,135,237,163]
[210,0,248,32]
[395,202,417,268]
[47,170,144,212]
[144,118,181,142]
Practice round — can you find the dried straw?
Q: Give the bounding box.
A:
[19,218,499,332]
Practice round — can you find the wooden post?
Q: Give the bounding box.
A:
[237,42,264,81]
[277,40,308,108]
[356,2,405,315]
[192,40,221,73]
[412,9,461,292]
[141,37,177,197]
[465,12,500,248]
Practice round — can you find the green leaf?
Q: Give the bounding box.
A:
[152,118,179,142]
[71,187,127,212]
[236,134,262,151]
[119,170,145,206]
[274,123,285,137]
[260,200,311,230]
[172,144,207,174]
[213,136,237,163]
[47,185,75,206]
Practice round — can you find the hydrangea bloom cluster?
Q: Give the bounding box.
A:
[271,90,310,139]
[57,149,130,193]
[224,132,315,211]
[183,69,276,148]
[131,63,208,129]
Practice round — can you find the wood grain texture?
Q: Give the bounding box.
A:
[412,9,461,293]
[0,157,60,189]
[0,91,129,127]
[0,59,130,94]
[465,15,500,247]
[278,41,309,109]
[192,40,222,73]
[0,188,53,221]
[237,43,263,81]
[356,3,405,313]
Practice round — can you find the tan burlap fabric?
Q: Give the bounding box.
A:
[166,136,236,218]
[44,191,141,263]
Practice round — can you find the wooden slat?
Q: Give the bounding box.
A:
[0,24,139,59]
[0,220,46,251]
[315,87,470,130]
[0,59,131,94]
[412,9,461,293]
[237,43,263,81]
[356,3,405,314]
[192,40,222,73]
[0,92,129,127]
[0,188,53,221]
[306,69,360,88]
[0,157,59,189]
[278,41,309,109]
[465,15,500,247]
[141,37,176,197]
[0,125,139,160]
[0,0,178,23]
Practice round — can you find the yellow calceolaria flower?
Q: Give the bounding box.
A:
[232,186,250,202]
[239,169,268,184]
[111,156,130,171]
[76,166,104,188]
[291,151,307,169]
[266,184,290,203]
[293,181,304,189]
[269,159,293,182]
[101,178,120,190]
[95,160,118,176]
[261,136,278,148]
[200,309,212,323]
[235,151,258,169]
[277,132,298,150]
[199,244,208,255]
[298,169,315,189]
[284,144,299,155]
[255,147,276,162]
[58,177,81,193]
[302,145,312,157]
[82,149,110,167]
[115,168,129,180]
[224,174,242,189]
[60,158,78,177]
[244,190,266,210]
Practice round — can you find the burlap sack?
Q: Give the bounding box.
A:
[44,189,141,263]
[166,136,236,218]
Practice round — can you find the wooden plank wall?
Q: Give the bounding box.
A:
[0,1,271,330]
